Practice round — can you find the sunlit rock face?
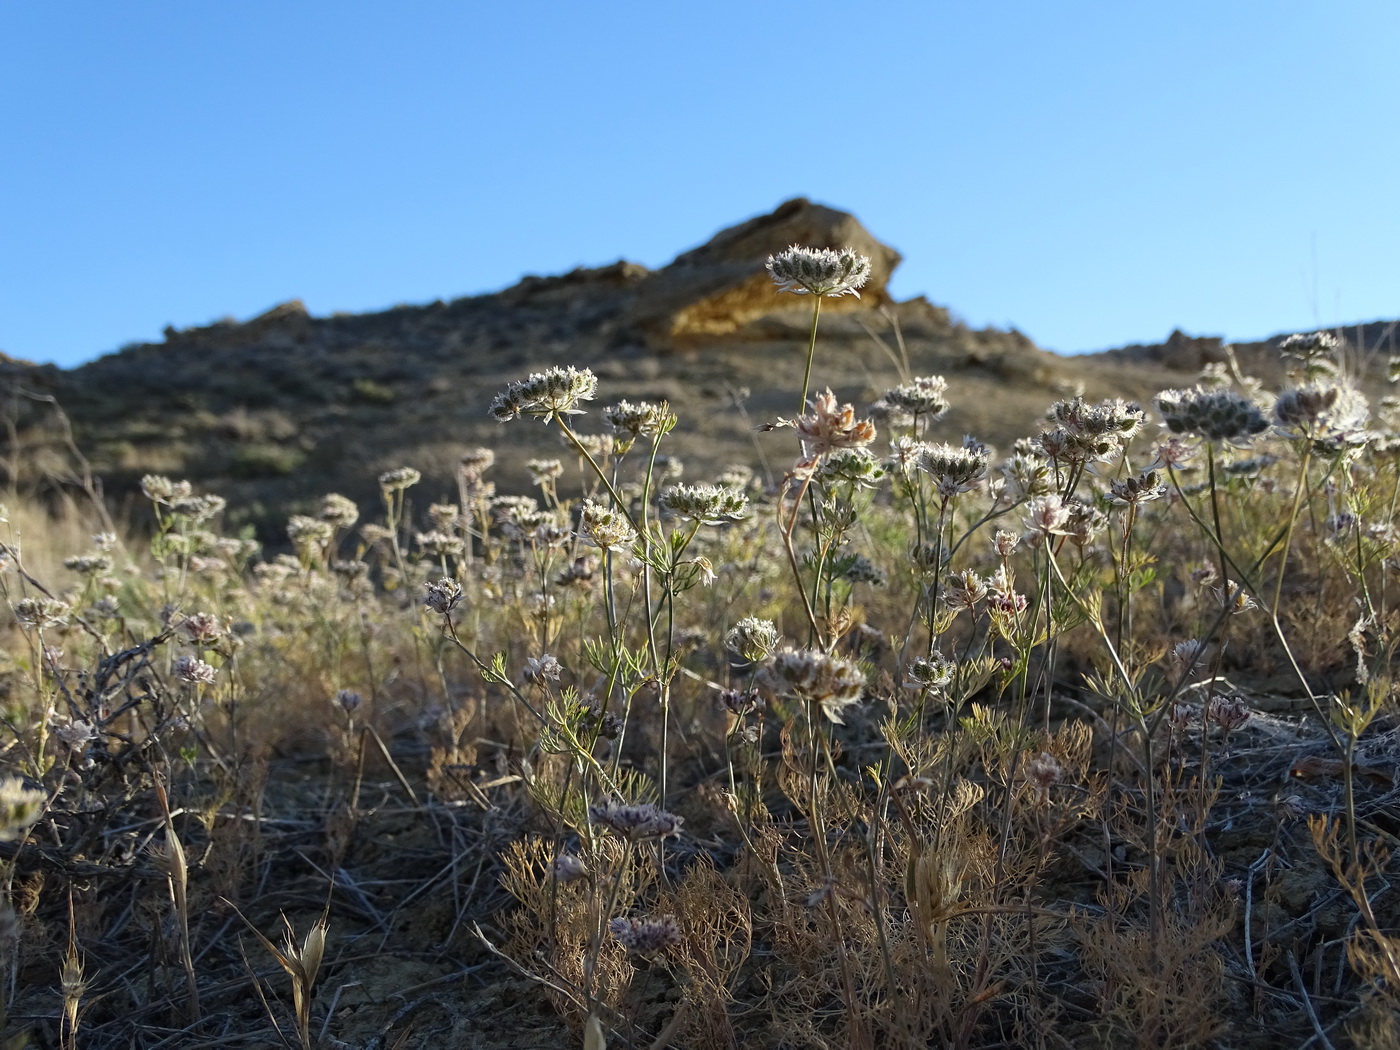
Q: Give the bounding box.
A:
[623,197,902,348]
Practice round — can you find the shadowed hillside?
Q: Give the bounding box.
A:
[2,199,1395,538]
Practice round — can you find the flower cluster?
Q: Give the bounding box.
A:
[766,245,872,298]
[818,447,885,488]
[588,799,684,839]
[489,366,598,422]
[1155,387,1269,443]
[608,915,682,954]
[793,391,877,467]
[378,467,421,492]
[13,597,70,630]
[577,499,637,552]
[878,375,949,422]
[1107,470,1167,506]
[423,577,464,615]
[0,777,44,842]
[725,617,781,663]
[659,483,749,525]
[318,493,360,529]
[921,441,991,496]
[173,655,217,685]
[905,651,955,690]
[1273,382,1370,451]
[758,648,866,724]
[603,399,674,440]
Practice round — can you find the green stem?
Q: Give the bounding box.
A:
[797,296,823,415]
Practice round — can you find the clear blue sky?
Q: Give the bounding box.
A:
[2,1,1396,367]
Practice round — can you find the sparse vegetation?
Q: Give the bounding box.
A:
[0,250,1397,1050]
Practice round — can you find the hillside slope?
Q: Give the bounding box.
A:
[2,199,1394,536]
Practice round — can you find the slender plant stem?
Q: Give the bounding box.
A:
[797,295,823,415]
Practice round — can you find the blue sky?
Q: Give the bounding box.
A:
[2,1,1396,367]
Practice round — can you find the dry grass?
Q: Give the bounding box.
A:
[0,301,1396,1050]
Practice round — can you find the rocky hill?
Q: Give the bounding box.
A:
[2,198,1394,538]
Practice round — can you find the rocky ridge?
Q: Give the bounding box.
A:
[1,198,1394,537]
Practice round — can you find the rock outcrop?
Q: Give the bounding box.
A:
[625,197,902,347]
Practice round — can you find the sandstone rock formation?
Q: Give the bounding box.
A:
[623,197,902,348]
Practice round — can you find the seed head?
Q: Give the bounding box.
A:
[179,612,223,645]
[945,569,988,611]
[1025,751,1064,795]
[1205,694,1251,731]
[758,648,866,724]
[766,245,872,298]
[141,475,192,504]
[416,531,465,558]
[1108,470,1167,506]
[1023,494,1072,537]
[794,390,877,465]
[818,447,885,488]
[1155,387,1270,443]
[1274,382,1370,451]
[287,515,334,548]
[428,503,461,530]
[64,554,112,577]
[522,654,562,684]
[904,652,955,690]
[1064,500,1108,547]
[568,432,615,462]
[993,529,1020,558]
[718,687,764,717]
[173,655,217,685]
[1216,581,1258,614]
[588,799,684,840]
[1170,639,1205,677]
[608,914,682,953]
[659,482,749,525]
[423,577,464,615]
[1150,436,1196,470]
[526,459,564,486]
[13,597,71,631]
[1279,330,1341,362]
[55,718,97,751]
[378,466,422,492]
[885,437,931,479]
[1000,451,1053,499]
[920,442,991,493]
[490,366,598,422]
[725,617,781,663]
[169,494,226,522]
[603,399,674,440]
[317,493,360,529]
[1052,396,1146,442]
[0,777,44,841]
[881,375,949,419]
[577,499,638,553]
[491,495,549,535]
